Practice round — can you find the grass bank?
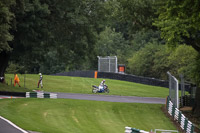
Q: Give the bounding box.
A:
[3,74,169,98]
[0,98,176,133]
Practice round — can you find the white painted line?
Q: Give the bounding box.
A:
[0,116,29,133]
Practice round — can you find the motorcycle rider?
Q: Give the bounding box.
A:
[99,79,106,91]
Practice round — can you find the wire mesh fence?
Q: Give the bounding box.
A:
[97,56,117,73]
[167,71,179,108]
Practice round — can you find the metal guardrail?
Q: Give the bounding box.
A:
[125,127,149,133]
[26,92,57,99]
[167,96,194,133]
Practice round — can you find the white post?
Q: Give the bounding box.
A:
[167,71,171,98]
[115,56,118,73]
[97,56,100,72]
[108,56,110,72]
[175,77,179,108]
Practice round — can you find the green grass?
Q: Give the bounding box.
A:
[0,81,32,92]
[0,98,176,133]
[3,74,169,98]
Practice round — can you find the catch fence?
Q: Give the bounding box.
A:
[167,72,179,108]
[97,56,118,73]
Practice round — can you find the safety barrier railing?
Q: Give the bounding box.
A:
[26,92,57,99]
[167,96,194,133]
[125,127,149,133]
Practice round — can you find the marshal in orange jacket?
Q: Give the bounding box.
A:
[14,74,20,82]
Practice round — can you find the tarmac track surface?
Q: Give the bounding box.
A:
[56,92,166,104]
[0,93,166,133]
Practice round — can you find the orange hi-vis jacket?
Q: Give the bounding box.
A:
[14,74,20,82]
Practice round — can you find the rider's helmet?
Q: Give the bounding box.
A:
[103,79,105,83]
[39,73,42,76]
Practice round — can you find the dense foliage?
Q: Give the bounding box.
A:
[0,0,15,77]
[0,0,14,53]
[128,44,197,81]
[95,27,129,64]
[0,0,198,81]
[154,0,200,115]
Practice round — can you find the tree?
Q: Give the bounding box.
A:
[128,43,165,78]
[7,0,107,73]
[10,0,51,73]
[117,0,157,35]
[0,0,15,78]
[95,27,128,64]
[39,50,66,74]
[128,43,197,81]
[168,45,197,82]
[42,0,107,71]
[152,45,170,80]
[154,0,200,115]
[130,29,163,52]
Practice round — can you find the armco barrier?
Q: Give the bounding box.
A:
[125,127,179,133]
[53,71,169,88]
[26,92,57,99]
[0,91,25,97]
[98,72,169,88]
[52,71,192,90]
[167,96,194,133]
[125,127,149,133]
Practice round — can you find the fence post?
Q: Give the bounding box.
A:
[24,74,26,89]
[172,105,175,118]
[180,74,185,107]
[178,111,182,123]
[184,118,188,131]
[191,124,194,133]
[115,56,118,73]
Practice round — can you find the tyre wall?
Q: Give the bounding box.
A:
[0,91,25,97]
[52,71,192,91]
[53,71,169,88]
[97,72,169,88]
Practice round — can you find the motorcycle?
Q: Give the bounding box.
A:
[92,85,110,93]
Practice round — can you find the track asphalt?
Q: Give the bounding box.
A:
[0,93,166,133]
[56,92,166,104]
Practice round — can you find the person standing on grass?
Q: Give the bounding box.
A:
[37,73,43,88]
[14,73,21,87]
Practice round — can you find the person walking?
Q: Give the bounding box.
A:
[14,73,21,87]
[37,73,43,88]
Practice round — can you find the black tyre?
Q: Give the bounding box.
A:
[105,89,109,93]
[92,88,97,93]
